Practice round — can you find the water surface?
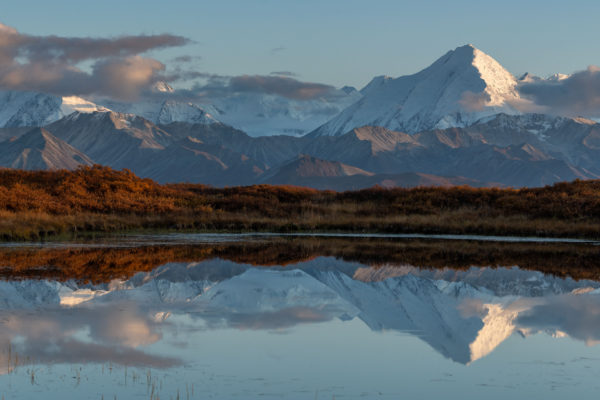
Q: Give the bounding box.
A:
[1,234,599,399]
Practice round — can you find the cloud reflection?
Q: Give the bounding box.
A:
[0,301,181,371]
[516,293,600,346]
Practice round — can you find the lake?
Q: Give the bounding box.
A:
[1,234,600,399]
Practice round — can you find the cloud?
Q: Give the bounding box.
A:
[0,22,188,99]
[459,91,491,112]
[270,46,286,55]
[92,56,167,100]
[516,294,600,345]
[152,73,340,102]
[224,75,337,100]
[225,307,333,330]
[172,55,202,64]
[0,23,341,103]
[518,66,600,118]
[0,301,181,370]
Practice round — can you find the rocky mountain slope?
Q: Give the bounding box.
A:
[2,109,599,188]
[0,128,94,170]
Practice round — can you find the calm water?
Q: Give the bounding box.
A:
[1,234,600,399]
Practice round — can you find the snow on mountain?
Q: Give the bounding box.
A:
[310,44,522,137]
[518,72,570,84]
[547,73,570,81]
[155,100,220,125]
[208,88,362,137]
[152,81,175,93]
[0,280,65,309]
[0,80,358,136]
[0,91,107,128]
[83,81,361,135]
[61,96,108,114]
[96,97,221,126]
[0,82,220,129]
[195,268,358,316]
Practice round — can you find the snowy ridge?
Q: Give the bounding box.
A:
[0,91,108,128]
[310,44,522,137]
[207,89,362,136]
[95,97,221,126]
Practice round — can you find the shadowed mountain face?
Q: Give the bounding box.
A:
[0,128,94,170]
[259,154,487,190]
[2,111,600,188]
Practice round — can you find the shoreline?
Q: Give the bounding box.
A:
[0,234,599,283]
[1,213,599,242]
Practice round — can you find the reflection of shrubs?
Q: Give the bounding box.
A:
[1,237,600,283]
[0,166,599,239]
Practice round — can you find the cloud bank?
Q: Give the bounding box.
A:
[177,74,339,102]
[518,67,600,118]
[0,22,337,103]
[0,22,188,100]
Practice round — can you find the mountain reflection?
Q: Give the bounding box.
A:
[1,251,600,367]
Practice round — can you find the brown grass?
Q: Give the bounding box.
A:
[1,166,600,240]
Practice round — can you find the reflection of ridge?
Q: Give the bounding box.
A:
[313,269,484,363]
[1,258,600,367]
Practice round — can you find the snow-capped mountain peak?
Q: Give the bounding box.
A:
[0,91,108,129]
[547,73,570,81]
[310,44,522,137]
[155,100,220,125]
[468,45,520,106]
[61,96,109,114]
[151,81,175,93]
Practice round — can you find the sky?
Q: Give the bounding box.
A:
[2,0,600,92]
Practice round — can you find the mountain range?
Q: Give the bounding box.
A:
[1,44,599,189]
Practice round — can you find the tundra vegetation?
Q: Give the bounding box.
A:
[0,165,599,240]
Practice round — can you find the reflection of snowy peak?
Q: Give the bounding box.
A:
[0,280,65,308]
[314,269,484,363]
[197,268,356,314]
[2,260,600,364]
[353,265,598,297]
[310,44,522,137]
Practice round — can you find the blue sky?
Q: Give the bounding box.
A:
[2,0,600,89]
